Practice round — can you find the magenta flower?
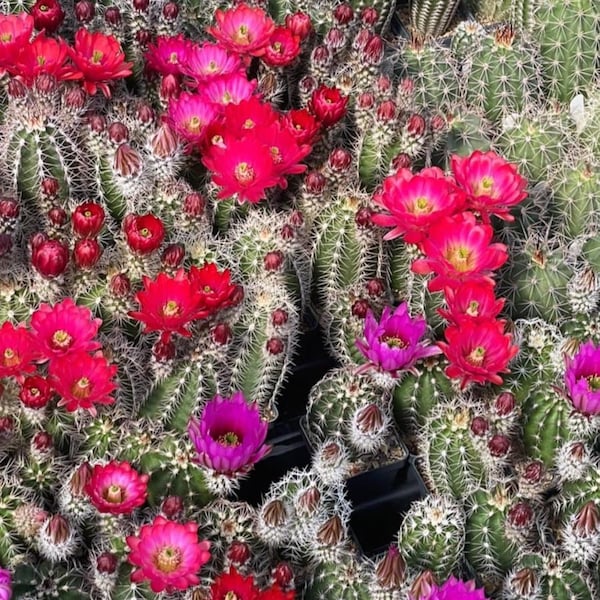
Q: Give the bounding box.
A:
[565,341,600,416]
[0,568,10,600]
[416,576,487,600]
[188,392,270,476]
[355,303,440,378]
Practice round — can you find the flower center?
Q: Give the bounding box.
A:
[466,346,486,367]
[234,24,250,44]
[162,300,180,317]
[445,245,474,272]
[29,387,40,396]
[139,227,151,237]
[587,375,600,391]
[411,196,433,215]
[234,162,255,184]
[270,147,282,164]
[203,285,213,293]
[217,431,240,446]
[39,4,48,11]
[466,300,479,317]
[0,33,12,43]
[243,118,255,129]
[169,52,178,64]
[225,593,239,600]
[2,348,19,367]
[103,484,125,503]
[186,116,202,133]
[91,50,103,64]
[381,334,407,349]
[207,60,217,72]
[154,546,182,573]
[51,329,73,349]
[37,55,46,66]
[273,41,282,53]
[222,91,233,103]
[475,176,496,197]
[71,377,91,399]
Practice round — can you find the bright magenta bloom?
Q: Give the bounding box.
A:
[0,13,34,76]
[201,72,258,108]
[355,303,440,378]
[0,321,36,379]
[411,212,508,292]
[188,391,271,475]
[438,281,505,326]
[85,461,149,515]
[438,319,518,388]
[565,341,600,416]
[126,515,210,594]
[184,42,243,82]
[145,34,192,76]
[0,567,10,600]
[167,92,219,147]
[67,28,133,96]
[207,2,275,57]
[451,150,527,223]
[371,167,465,243]
[421,576,487,600]
[48,351,117,414]
[30,298,101,360]
[262,26,301,68]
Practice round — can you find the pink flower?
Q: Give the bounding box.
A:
[371,167,465,243]
[438,319,518,388]
[451,150,527,223]
[207,2,275,57]
[0,321,36,379]
[167,92,219,147]
[0,13,34,76]
[411,212,508,292]
[419,576,487,600]
[188,391,270,476]
[0,567,10,600]
[201,72,258,108]
[85,461,149,515]
[48,351,117,415]
[438,281,505,326]
[565,341,600,416]
[309,85,348,128]
[184,42,243,82]
[126,515,211,594]
[145,34,192,76]
[30,298,101,360]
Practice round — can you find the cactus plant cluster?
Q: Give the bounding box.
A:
[1,0,600,598]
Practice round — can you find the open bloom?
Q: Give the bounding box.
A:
[411,212,508,292]
[207,2,275,57]
[451,150,527,223]
[438,320,518,389]
[30,0,64,34]
[145,34,191,76]
[68,28,133,96]
[0,567,10,600]
[371,167,465,243]
[127,515,210,594]
[188,391,271,476]
[421,576,487,600]
[48,351,117,415]
[438,281,505,326]
[210,567,260,600]
[184,42,243,82]
[262,26,301,68]
[30,298,101,360]
[10,33,72,85]
[201,72,258,108]
[123,213,165,254]
[188,262,241,312]
[19,375,53,409]
[0,322,36,379]
[85,461,149,515]
[309,85,348,128]
[355,303,440,378]
[565,341,600,416]
[167,92,219,148]
[0,13,34,76]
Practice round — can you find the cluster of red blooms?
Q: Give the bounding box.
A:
[0,11,132,96]
[144,3,348,203]
[373,150,527,388]
[210,565,295,600]
[0,298,117,415]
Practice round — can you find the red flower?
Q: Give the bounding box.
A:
[189,263,241,313]
[48,351,117,415]
[452,150,528,223]
[262,26,301,68]
[13,32,72,84]
[309,85,348,128]
[371,167,465,243]
[67,28,133,97]
[259,586,296,600]
[30,235,69,278]
[410,212,508,293]
[30,0,65,34]
[220,96,278,137]
[210,567,260,600]
[123,213,165,255]
[128,269,206,339]
[85,461,149,515]
[438,281,505,326]
[282,108,320,145]
[71,202,105,238]
[438,319,518,388]
[207,2,275,57]
[0,321,37,379]
[19,375,53,409]
[0,13,34,76]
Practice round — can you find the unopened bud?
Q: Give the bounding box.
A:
[227,541,250,565]
[508,501,533,528]
[273,562,294,588]
[305,171,326,194]
[488,434,511,457]
[161,495,184,518]
[75,0,94,21]
[109,273,131,297]
[266,337,284,355]
[262,499,287,527]
[161,243,185,268]
[470,416,489,436]
[356,403,384,433]
[495,391,516,415]
[297,486,321,514]
[107,122,129,144]
[333,3,353,24]
[271,309,288,327]
[212,323,231,345]
[96,551,118,574]
[376,545,406,589]
[317,515,344,546]
[264,250,284,272]
[328,148,352,171]
[70,462,92,496]
[366,278,384,297]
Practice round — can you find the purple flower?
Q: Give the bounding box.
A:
[188,391,271,476]
[417,576,487,600]
[0,568,11,600]
[565,341,600,415]
[355,303,440,378]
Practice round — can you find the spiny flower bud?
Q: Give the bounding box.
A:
[227,541,250,565]
[161,243,185,268]
[356,403,384,434]
[31,236,69,278]
[285,12,312,40]
[495,391,516,415]
[266,337,284,355]
[509,568,537,595]
[96,551,118,574]
[376,75,392,93]
[161,495,184,519]
[406,114,427,138]
[135,29,152,45]
[41,177,60,198]
[362,34,383,64]
[366,278,384,297]
[33,431,53,452]
[324,27,345,50]
[392,153,412,171]
[114,144,142,178]
[361,6,378,25]
[75,0,94,21]
[376,546,405,589]
[0,197,19,219]
[132,0,148,10]
[109,273,131,297]
[46,514,70,545]
[328,148,352,171]
[48,206,68,227]
[104,6,121,25]
[63,86,87,110]
[212,323,232,345]
[271,309,288,327]
[35,73,58,94]
[153,338,176,362]
[86,113,106,133]
[410,570,436,600]
[74,238,102,269]
[357,92,375,109]
[523,460,544,483]
[262,499,287,527]
[160,73,180,101]
[183,192,205,218]
[376,99,396,122]
[470,416,489,436]
[0,416,14,433]
[488,434,511,457]
[317,515,344,546]
[107,122,129,144]
[297,486,321,514]
[280,224,294,240]
[264,251,284,272]
[136,102,155,124]
[574,501,600,537]
[304,171,326,194]
[355,207,372,228]
[7,78,27,98]
[273,562,294,588]
[151,123,179,158]
[333,3,353,24]
[351,299,370,318]
[70,463,92,496]
[508,501,533,528]
[162,1,179,20]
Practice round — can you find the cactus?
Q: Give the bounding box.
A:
[410,0,462,38]
[304,556,370,600]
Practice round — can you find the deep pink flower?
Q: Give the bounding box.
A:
[262,26,301,68]
[123,213,165,255]
[48,351,117,415]
[451,150,527,223]
[418,576,487,600]
[0,13,34,76]
[30,298,101,360]
[207,3,275,57]
[438,281,505,326]
[188,391,271,476]
[565,341,600,416]
[184,42,243,82]
[438,319,518,389]
[126,515,210,594]
[282,108,320,145]
[371,167,465,243]
[219,95,278,136]
[0,567,10,600]
[355,303,440,378]
[10,32,71,84]
[411,212,508,292]
[19,375,53,409]
[201,72,258,108]
[167,92,219,147]
[85,461,149,515]
[0,321,36,379]
[309,85,348,128]
[145,34,192,76]
[30,0,65,34]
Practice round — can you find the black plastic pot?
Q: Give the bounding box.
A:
[347,457,428,557]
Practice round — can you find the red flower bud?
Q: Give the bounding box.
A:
[161,495,184,518]
[508,501,533,528]
[183,192,205,218]
[273,562,294,588]
[7,78,27,98]
[160,73,180,101]
[376,75,392,93]
[361,7,378,25]
[161,243,185,268]
[33,431,53,452]
[495,391,516,415]
[74,0,94,22]
[355,207,373,228]
[392,153,412,171]
[212,323,232,345]
[328,148,352,171]
[41,177,60,198]
[333,3,353,24]
[31,237,69,278]
[104,6,121,25]
[109,273,131,297]
[162,1,179,20]
[123,213,165,254]
[285,12,312,40]
[135,29,152,45]
[96,552,118,574]
[0,416,14,433]
[113,143,142,178]
[227,541,251,565]
[488,434,511,457]
[311,45,330,66]
[271,309,288,326]
[72,202,105,238]
[133,0,149,10]
[264,250,284,272]
[376,100,396,122]
[280,224,294,240]
[136,102,155,124]
[48,206,68,226]
[351,299,370,318]
[523,460,544,483]
[107,122,129,144]
[70,462,92,496]
[46,514,69,544]
[305,171,326,194]
[470,416,489,436]
[289,210,304,228]
[362,34,383,64]
[406,114,427,138]
[63,86,87,110]
[366,278,384,297]
[0,197,19,220]
[357,92,374,109]
[73,238,102,269]
[298,75,317,95]
[35,73,57,94]
[324,28,345,50]
[19,376,53,409]
[31,0,65,34]
[153,338,176,361]
[87,113,106,133]
[266,337,284,355]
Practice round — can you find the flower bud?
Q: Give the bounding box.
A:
[356,403,384,434]
[271,309,288,327]
[123,213,165,255]
[136,102,155,124]
[507,501,533,528]
[35,73,58,94]
[351,299,370,318]
[410,571,436,600]
[470,416,489,436]
[324,27,345,50]
[162,1,179,19]
[227,541,251,565]
[285,12,312,40]
[0,197,19,220]
[104,6,121,24]
[328,148,352,171]
[495,391,516,415]
[72,202,105,238]
[33,431,53,452]
[161,495,184,518]
[376,546,406,590]
[74,238,102,269]
[132,0,148,10]
[161,243,185,268]
[96,552,118,574]
[355,207,372,228]
[273,562,294,588]
[46,514,70,544]
[304,171,326,194]
[264,250,284,272]
[86,113,106,133]
[357,92,375,109]
[317,515,344,546]
[266,337,284,355]
[361,6,378,25]
[31,237,69,278]
[135,29,152,45]
[63,86,87,110]
[297,487,321,514]
[153,338,176,362]
[19,376,53,409]
[160,73,180,101]
[48,206,67,227]
[107,122,129,144]
[280,224,294,240]
[74,0,94,22]
[366,278,384,297]
[41,177,60,198]
[333,3,353,24]
[7,78,27,98]
[31,0,65,33]
[114,144,142,178]
[70,462,92,496]
[488,434,511,457]
[183,192,205,218]
[262,499,287,527]
[523,460,544,483]
[212,323,232,346]
[0,416,14,433]
[392,153,412,171]
[109,273,131,297]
